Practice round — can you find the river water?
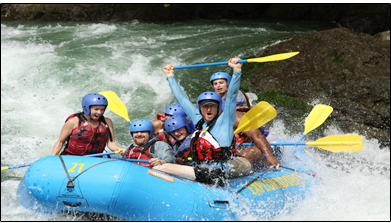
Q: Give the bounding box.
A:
[1,19,389,221]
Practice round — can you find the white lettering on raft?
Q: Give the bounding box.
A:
[247,173,306,195]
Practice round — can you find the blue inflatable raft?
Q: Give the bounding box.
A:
[17,145,319,221]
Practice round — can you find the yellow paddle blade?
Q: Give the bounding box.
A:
[234,101,277,134]
[99,91,131,122]
[303,104,333,135]
[247,52,300,63]
[306,134,363,152]
[1,167,9,171]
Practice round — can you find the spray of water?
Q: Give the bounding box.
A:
[1,20,389,221]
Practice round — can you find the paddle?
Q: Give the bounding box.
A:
[234,101,277,134]
[114,158,150,163]
[172,52,300,69]
[1,151,121,171]
[237,134,363,152]
[99,91,276,135]
[299,104,333,141]
[98,91,132,125]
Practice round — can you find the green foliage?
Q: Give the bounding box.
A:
[258,89,311,110]
[241,52,277,92]
[300,37,316,41]
[241,52,311,111]
[330,50,344,63]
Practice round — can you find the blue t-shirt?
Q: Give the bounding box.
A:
[167,71,242,147]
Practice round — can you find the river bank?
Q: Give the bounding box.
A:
[1,3,390,35]
[242,28,390,148]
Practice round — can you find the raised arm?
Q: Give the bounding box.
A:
[163,64,200,123]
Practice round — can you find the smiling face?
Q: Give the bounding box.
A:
[212,78,228,96]
[89,105,106,120]
[169,126,188,141]
[132,131,150,145]
[200,103,219,122]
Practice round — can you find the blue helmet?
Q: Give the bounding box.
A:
[164,104,186,117]
[210,72,231,87]
[130,119,155,139]
[197,91,223,113]
[164,115,195,134]
[82,93,108,115]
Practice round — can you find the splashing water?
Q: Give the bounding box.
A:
[1,20,389,221]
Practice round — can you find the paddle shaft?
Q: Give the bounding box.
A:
[237,134,363,152]
[238,142,306,146]
[172,52,299,70]
[173,59,248,70]
[114,158,150,163]
[1,151,119,171]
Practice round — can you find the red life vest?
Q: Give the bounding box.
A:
[157,131,176,147]
[63,113,109,155]
[189,130,235,163]
[156,113,166,120]
[125,138,158,167]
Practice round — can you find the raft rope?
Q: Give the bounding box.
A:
[279,166,317,177]
[58,155,120,190]
[236,171,269,194]
[282,147,320,179]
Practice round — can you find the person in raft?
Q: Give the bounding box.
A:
[209,72,280,170]
[210,71,252,109]
[124,119,176,167]
[52,93,124,156]
[163,115,196,164]
[151,104,188,147]
[153,58,251,187]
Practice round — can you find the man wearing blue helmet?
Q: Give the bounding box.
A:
[154,58,251,187]
[211,69,279,170]
[52,93,124,156]
[210,71,252,109]
[125,119,176,167]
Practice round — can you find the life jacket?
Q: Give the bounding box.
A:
[174,137,191,165]
[157,131,176,147]
[156,113,165,121]
[236,106,251,112]
[234,132,253,151]
[234,92,270,148]
[187,118,236,163]
[234,126,269,150]
[236,90,253,111]
[62,113,112,156]
[125,138,159,167]
[154,118,177,146]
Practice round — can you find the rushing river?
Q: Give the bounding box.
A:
[1,19,389,221]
